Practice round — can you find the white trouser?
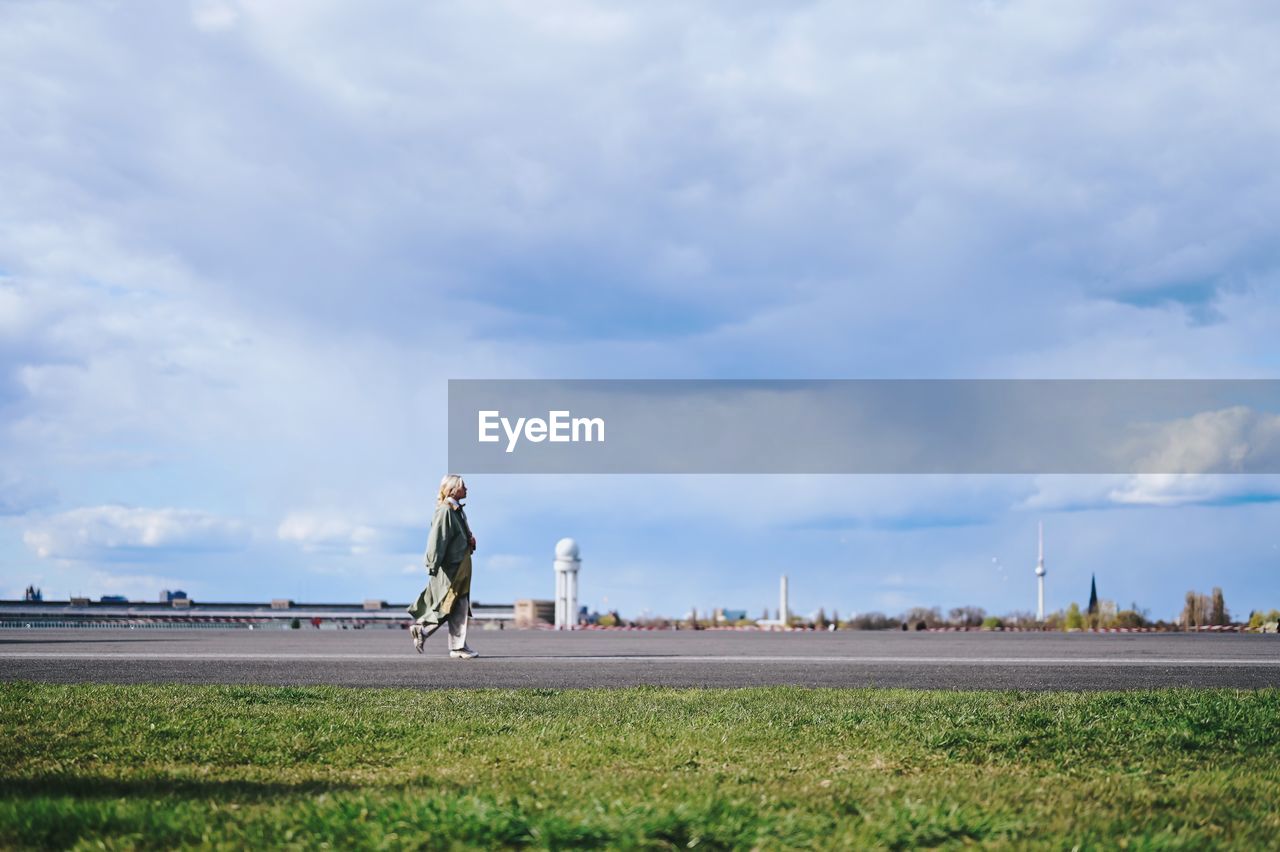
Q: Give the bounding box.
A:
[447,594,470,651]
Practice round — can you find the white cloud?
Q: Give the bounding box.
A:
[1013,409,1280,506]
[191,0,239,33]
[85,570,193,601]
[1126,406,1280,474]
[23,505,248,560]
[1107,475,1264,507]
[1022,473,1280,510]
[276,513,380,555]
[1018,408,1280,509]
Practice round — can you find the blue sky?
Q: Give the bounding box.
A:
[2,1,1278,620]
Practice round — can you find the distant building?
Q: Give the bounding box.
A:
[515,599,554,628]
[1,597,515,628]
[100,595,128,603]
[160,589,188,603]
[714,608,747,623]
[1087,575,1099,616]
[24,585,42,602]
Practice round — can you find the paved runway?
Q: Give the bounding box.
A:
[2,628,1277,690]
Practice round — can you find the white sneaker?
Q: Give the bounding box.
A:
[410,624,425,654]
[449,646,479,659]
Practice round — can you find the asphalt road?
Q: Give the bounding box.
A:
[2,628,1277,690]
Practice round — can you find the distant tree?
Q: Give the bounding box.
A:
[1182,590,1211,629]
[1210,587,1228,626]
[290,618,301,630]
[831,609,840,629]
[981,615,1003,630]
[1116,606,1146,626]
[1116,601,1157,626]
[848,612,896,630]
[1113,610,1147,629]
[1003,610,1035,627]
[1041,609,1065,631]
[815,608,828,630]
[902,606,943,628]
[1064,603,1084,631]
[948,606,986,628]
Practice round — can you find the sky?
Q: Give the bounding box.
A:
[2,0,1278,621]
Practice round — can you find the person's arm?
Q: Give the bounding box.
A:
[461,509,477,553]
[423,508,453,575]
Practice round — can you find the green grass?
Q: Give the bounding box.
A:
[2,684,1278,849]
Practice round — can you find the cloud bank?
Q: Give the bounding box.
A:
[1,1,1278,614]
[23,506,248,561]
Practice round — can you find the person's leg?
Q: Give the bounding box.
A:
[447,594,470,652]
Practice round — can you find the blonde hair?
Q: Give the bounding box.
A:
[437,473,466,504]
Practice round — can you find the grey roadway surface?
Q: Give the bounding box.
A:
[2,628,1279,689]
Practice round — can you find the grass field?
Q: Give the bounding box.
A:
[2,683,1278,849]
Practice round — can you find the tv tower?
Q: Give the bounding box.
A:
[1035,521,1046,622]
[779,575,789,627]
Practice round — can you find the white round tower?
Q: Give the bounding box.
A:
[554,537,581,630]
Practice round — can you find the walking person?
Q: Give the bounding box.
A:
[407,474,479,659]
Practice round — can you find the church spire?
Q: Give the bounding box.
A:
[1087,574,1099,616]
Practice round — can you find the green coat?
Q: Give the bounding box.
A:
[406,500,473,633]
